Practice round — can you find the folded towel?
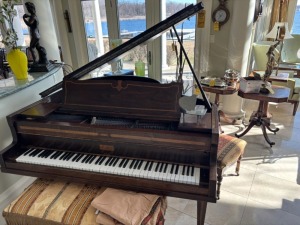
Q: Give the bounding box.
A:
[91,188,167,225]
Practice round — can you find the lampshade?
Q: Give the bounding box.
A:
[265,22,294,40]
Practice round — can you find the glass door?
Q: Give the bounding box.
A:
[162,0,197,95]
[117,0,146,76]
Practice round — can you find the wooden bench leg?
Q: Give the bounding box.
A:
[217,167,223,200]
[236,155,243,176]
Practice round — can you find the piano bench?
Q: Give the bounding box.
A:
[3,178,166,225]
[217,134,247,199]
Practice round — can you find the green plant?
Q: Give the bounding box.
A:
[0,0,18,49]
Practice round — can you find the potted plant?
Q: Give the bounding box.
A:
[0,0,28,79]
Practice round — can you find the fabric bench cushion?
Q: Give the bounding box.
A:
[3,178,103,225]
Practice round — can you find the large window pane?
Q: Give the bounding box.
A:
[163,0,196,96]
[81,0,108,62]
[118,0,147,74]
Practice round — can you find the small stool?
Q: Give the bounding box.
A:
[216,134,247,199]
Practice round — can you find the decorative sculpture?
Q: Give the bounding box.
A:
[23,2,53,71]
[263,40,280,82]
[260,40,280,94]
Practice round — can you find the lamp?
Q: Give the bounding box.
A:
[265,22,294,75]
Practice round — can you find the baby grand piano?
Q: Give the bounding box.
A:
[0,2,219,225]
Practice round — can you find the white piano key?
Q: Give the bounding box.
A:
[194,167,200,185]
[138,161,147,178]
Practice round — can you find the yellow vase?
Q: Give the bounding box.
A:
[7,49,28,80]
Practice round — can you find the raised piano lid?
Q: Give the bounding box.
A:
[39,2,208,107]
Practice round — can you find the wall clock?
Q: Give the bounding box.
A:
[212,0,230,27]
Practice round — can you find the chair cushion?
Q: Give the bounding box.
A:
[217,135,247,169]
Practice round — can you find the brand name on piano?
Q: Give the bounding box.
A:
[99,144,114,152]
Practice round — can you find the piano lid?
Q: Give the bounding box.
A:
[40,2,204,97]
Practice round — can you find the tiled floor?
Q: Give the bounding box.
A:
[165,100,300,225]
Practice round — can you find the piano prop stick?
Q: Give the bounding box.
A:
[0,2,219,225]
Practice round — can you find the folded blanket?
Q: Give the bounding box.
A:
[91,188,167,225]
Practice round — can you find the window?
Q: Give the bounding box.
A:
[163,0,196,96]
[291,0,300,34]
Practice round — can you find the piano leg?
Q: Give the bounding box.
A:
[197,201,207,225]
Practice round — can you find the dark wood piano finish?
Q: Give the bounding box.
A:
[0,2,219,224]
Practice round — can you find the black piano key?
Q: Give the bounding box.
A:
[182,165,186,175]
[59,152,68,160]
[75,154,84,162]
[144,161,150,170]
[87,155,94,163]
[137,160,143,169]
[81,154,90,163]
[129,160,136,169]
[23,148,33,156]
[60,152,68,160]
[148,162,153,171]
[99,156,106,165]
[39,150,48,158]
[191,166,195,176]
[63,152,71,160]
[175,164,179,174]
[82,155,91,163]
[95,156,102,164]
[72,153,80,162]
[113,158,120,167]
[51,151,60,159]
[109,157,116,166]
[66,152,75,160]
[155,163,160,172]
[123,159,129,168]
[105,157,112,165]
[37,150,45,157]
[133,160,140,169]
[88,155,96,164]
[29,149,40,156]
[43,150,54,158]
[33,149,43,157]
[159,163,164,172]
[170,164,175,174]
[187,166,190,176]
[163,163,168,173]
[118,158,126,167]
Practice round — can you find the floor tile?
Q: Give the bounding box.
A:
[241,199,300,225]
[248,173,300,218]
[205,191,247,225]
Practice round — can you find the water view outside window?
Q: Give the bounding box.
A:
[117,0,146,74]
[291,0,300,34]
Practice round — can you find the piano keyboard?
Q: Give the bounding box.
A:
[16,148,200,185]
